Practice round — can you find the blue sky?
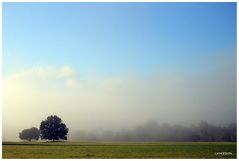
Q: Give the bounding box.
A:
[3,3,237,140]
[3,3,236,75]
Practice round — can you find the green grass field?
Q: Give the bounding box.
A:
[2,141,236,158]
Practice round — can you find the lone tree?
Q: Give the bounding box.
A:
[40,115,69,141]
[19,127,40,141]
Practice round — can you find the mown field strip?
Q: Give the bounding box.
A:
[2,141,236,158]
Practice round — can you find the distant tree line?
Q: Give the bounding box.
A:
[19,115,68,142]
[74,121,236,142]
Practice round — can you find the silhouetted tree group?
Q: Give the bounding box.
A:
[74,121,236,142]
[19,115,68,142]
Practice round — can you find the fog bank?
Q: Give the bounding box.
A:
[3,50,236,141]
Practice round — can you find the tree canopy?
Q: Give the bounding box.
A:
[40,115,68,141]
[19,127,40,141]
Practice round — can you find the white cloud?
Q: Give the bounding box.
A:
[58,66,75,78]
[4,65,77,87]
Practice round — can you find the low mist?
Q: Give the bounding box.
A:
[69,121,236,142]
